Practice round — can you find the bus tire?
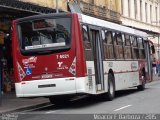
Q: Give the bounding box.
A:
[137,72,146,91]
[107,73,115,101]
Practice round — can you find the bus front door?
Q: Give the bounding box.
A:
[144,41,152,81]
[89,27,104,91]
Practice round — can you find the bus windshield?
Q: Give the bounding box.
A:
[18,17,71,53]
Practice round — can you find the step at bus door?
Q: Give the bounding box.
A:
[89,26,104,91]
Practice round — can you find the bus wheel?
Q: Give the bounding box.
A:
[106,73,115,101]
[137,73,146,91]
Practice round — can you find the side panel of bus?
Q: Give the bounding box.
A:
[81,24,146,94]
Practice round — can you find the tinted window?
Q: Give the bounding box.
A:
[123,34,132,59]
[138,37,145,59]
[102,30,114,59]
[113,32,124,59]
[82,25,93,61]
[137,37,144,48]
[18,17,71,53]
[125,34,131,46]
[131,36,139,59]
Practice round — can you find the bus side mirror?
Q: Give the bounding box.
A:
[151,45,155,54]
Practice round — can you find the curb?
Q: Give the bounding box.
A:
[147,79,160,85]
[1,102,50,114]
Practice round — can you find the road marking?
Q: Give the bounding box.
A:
[114,105,132,112]
[46,111,57,114]
[45,110,63,114]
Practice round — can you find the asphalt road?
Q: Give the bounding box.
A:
[9,80,160,120]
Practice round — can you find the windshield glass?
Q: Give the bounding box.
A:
[18,17,71,52]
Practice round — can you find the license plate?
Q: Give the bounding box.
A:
[41,74,53,79]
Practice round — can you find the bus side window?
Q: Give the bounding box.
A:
[82,27,91,49]
[138,37,145,59]
[102,30,114,59]
[131,36,139,59]
[82,25,93,61]
[124,34,132,59]
[113,32,124,59]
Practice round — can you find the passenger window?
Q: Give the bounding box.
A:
[124,34,132,59]
[125,34,131,46]
[113,32,124,59]
[82,25,93,61]
[138,37,144,49]
[102,30,114,59]
[131,36,139,59]
[138,37,145,59]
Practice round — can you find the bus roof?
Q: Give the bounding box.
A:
[14,13,148,39]
[79,14,148,39]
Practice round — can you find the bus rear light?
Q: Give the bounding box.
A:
[69,57,76,76]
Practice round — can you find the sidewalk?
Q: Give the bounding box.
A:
[152,74,160,82]
[0,91,50,114]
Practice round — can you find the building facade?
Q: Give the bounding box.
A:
[121,0,160,59]
[20,0,122,23]
[78,0,121,23]
[20,0,68,12]
[18,0,160,58]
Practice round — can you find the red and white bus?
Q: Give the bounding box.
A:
[12,13,154,103]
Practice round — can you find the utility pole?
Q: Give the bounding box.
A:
[158,0,160,59]
[158,35,160,59]
[0,55,2,105]
[56,0,59,13]
[157,0,160,79]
